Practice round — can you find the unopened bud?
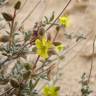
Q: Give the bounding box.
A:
[23,70,31,80]
[56,26,60,32]
[0,35,9,42]
[10,78,19,88]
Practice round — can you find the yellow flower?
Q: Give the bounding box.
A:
[55,44,64,53]
[35,37,52,59]
[43,85,59,96]
[59,16,70,27]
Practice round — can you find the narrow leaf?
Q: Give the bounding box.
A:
[49,11,55,22]
[2,13,13,21]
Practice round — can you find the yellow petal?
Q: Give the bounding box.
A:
[59,16,70,27]
[37,49,48,59]
[56,44,64,53]
[43,85,59,96]
[35,39,42,48]
[42,37,47,46]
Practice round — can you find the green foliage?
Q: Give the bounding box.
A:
[24,31,32,42]
[80,73,92,96]
[44,11,55,24]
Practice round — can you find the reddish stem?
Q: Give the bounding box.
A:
[33,55,40,69]
[9,9,16,47]
[53,30,59,42]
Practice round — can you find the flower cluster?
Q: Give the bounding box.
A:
[43,85,60,96]
[35,37,64,59]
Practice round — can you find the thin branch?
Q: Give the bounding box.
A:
[46,0,72,31]
[33,55,40,70]
[9,9,16,47]
[87,35,96,84]
[53,29,59,41]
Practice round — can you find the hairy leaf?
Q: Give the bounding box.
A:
[2,13,13,21]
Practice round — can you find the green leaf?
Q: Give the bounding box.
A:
[14,1,21,10]
[29,80,33,90]
[2,13,13,21]
[49,11,55,22]
[44,16,49,24]
[24,32,31,42]
[33,78,40,89]
[14,33,19,36]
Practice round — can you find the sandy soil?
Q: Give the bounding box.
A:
[1,0,96,96]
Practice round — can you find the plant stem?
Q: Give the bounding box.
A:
[33,55,40,70]
[53,29,59,41]
[87,35,96,84]
[9,9,16,47]
[46,0,72,31]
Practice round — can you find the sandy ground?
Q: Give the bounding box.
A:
[1,0,96,96]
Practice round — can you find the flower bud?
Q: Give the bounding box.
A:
[0,35,9,42]
[14,1,21,10]
[23,70,31,80]
[10,78,19,88]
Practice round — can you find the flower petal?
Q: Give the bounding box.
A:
[56,44,64,53]
[35,39,42,48]
[59,16,70,27]
[43,85,59,96]
[37,49,48,59]
[42,37,47,46]
[35,37,53,59]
